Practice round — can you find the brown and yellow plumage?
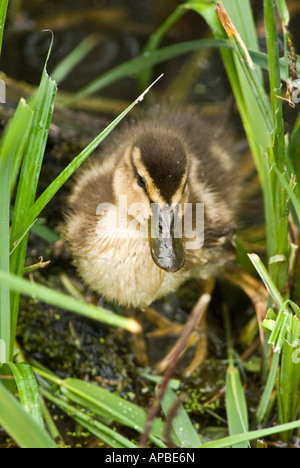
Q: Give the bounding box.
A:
[63,109,241,309]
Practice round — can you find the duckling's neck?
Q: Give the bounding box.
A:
[79,213,189,308]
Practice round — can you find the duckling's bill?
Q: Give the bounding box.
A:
[148,203,185,273]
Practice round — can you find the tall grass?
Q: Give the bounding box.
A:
[0,0,8,57]
[0,0,299,448]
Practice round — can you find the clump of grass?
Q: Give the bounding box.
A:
[0,0,300,448]
[0,0,8,57]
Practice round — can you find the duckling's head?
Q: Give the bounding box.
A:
[113,127,190,273]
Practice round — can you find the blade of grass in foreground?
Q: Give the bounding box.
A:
[224,306,249,448]
[277,313,300,441]
[62,379,166,447]
[249,253,300,430]
[160,387,204,448]
[0,154,11,364]
[35,368,167,448]
[6,362,44,428]
[10,75,163,253]
[0,99,33,363]
[0,269,140,334]
[0,0,8,57]
[40,387,137,448]
[248,254,285,423]
[9,55,57,359]
[264,0,290,292]
[275,0,290,26]
[199,420,300,448]
[270,165,300,225]
[225,365,250,448]
[0,381,56,448]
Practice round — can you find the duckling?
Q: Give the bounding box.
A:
[63,109,241,374]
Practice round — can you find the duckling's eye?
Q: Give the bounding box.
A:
[137,174,146,188]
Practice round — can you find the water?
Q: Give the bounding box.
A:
[2,0,190,98]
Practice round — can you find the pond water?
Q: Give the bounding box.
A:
[2,1,299,108]
[3,0,206,97]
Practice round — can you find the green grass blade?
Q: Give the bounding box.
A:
[40,387,137,448]
[222,0,261,56]
[0,269,140,333]
[265,0,285,135]
[225,365,250,448]
[0,99,33,172]
[10,73,57,246]
[7,362,44,428]
[248,253,292,352]
[160,387,204,448]
[264,0,290,290]
[268,307,289,350]
[0,381,56,448]
[252,51,300,81]
[248,253,299,426]
[257,351,280,424]
[74,418,136,449]
[138,3,187,89]
[10,76,163,252]
[35,367,166,447]
[40,388,134,448]
[0,156,12,365]
[0,0,8,57]
[274,0,290,26]
[62,378,166,447]
[248,254,284,308]
[271,164,300,224]
[9,67,57,358]
[289,118,300,180]
[30,220,61,244]
[199,420,300,448]
[217,2,273,133]
[261,151,278,264]
[0,99,33,363]
[0,173,10,362]
[139,370,181,391]
[223,305,249,448]
[277,315,300,441]
[189,1,266,182]
[51,35,98,84]
[67,38,230,105]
